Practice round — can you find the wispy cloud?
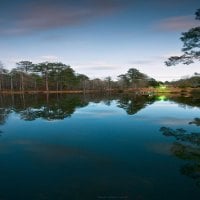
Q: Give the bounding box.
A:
[73,60,121,71]
[0,0,130,35]
[129,60,154,65]
[75,109,119,118]
[155,15,199,32]
[40,55,59,62]
[82,66,117,71]
[159,117,190,126]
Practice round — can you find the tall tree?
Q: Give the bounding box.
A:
[166,8,200,66]
[61,66,76,90]
[105,76,112,91]
[34,62,53,91]
[9,68,23,91]
[16,61,33,73]
[0,61,8,91]
[118,74,130,89]
[16,61,33,91]
[0,61,5,91]
[77,74,89,93]
[9,72,14,91]
[48,62,68,91]
[126,68,147,88]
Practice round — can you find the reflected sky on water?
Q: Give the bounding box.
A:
[0,93,200,200]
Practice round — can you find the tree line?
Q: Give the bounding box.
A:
[1,60,199,92]
[166,74,200,88]
[0,61,89,92]
[0,60,161,92]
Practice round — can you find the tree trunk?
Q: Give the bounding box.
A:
[21,73,24,91]
[45,73,49,91]
[0,74,3,91]
[46,93,49,104]
[56,81,59,92]
[10,75,13,91]
[34,79,37,91]
[0,78,2,91]
[83,80,86,95]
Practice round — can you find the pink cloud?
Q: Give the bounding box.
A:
[155,15,199,32]
[0,0,129,35]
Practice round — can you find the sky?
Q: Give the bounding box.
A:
[0,0,199,81]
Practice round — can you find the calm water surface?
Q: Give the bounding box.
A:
[0,94,200,200]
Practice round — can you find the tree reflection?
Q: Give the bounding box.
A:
[20,95,89,121]
[0,93,126,121]
[0,93,158,121]
[117,94,156,115]
[0,108,10,125]
[0,107,11,136]
[169,96,200,109]
[160,125,200,187]
[0,107,10,135]
[0,94,89,121]
[0,94,199,122]
[189,118,200,126]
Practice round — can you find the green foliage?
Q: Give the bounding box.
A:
[195,8,200,20]
[118,74,130,88]
[148,78,160,87]
[117,94,156,115]
[16,61,33,72]
[118,68,156,89]
[169,74,200,88]
[0,62,160,91]
[127,68,146,81]
[166,8,200,66]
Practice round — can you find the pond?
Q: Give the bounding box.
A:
[0,93,200,200]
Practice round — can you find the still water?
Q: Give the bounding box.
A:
[0,94,200,200]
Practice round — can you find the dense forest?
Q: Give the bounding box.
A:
[0,60,161,92]
[0,60,199,92]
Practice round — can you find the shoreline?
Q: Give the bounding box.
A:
[0,88,199,95]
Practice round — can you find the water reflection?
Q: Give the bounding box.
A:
[0,93,200,199]
[169,96,200,108]
[0,94,88,121]
[0,94,200,122]
[189,118,200,126]
[117,94,156,115]
[160,121,200,187]
[0,108,10,125]
[0,107,10,135]
[0,93,158,121]
[20,96,88,121]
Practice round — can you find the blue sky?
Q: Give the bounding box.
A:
[0,0,199,81]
